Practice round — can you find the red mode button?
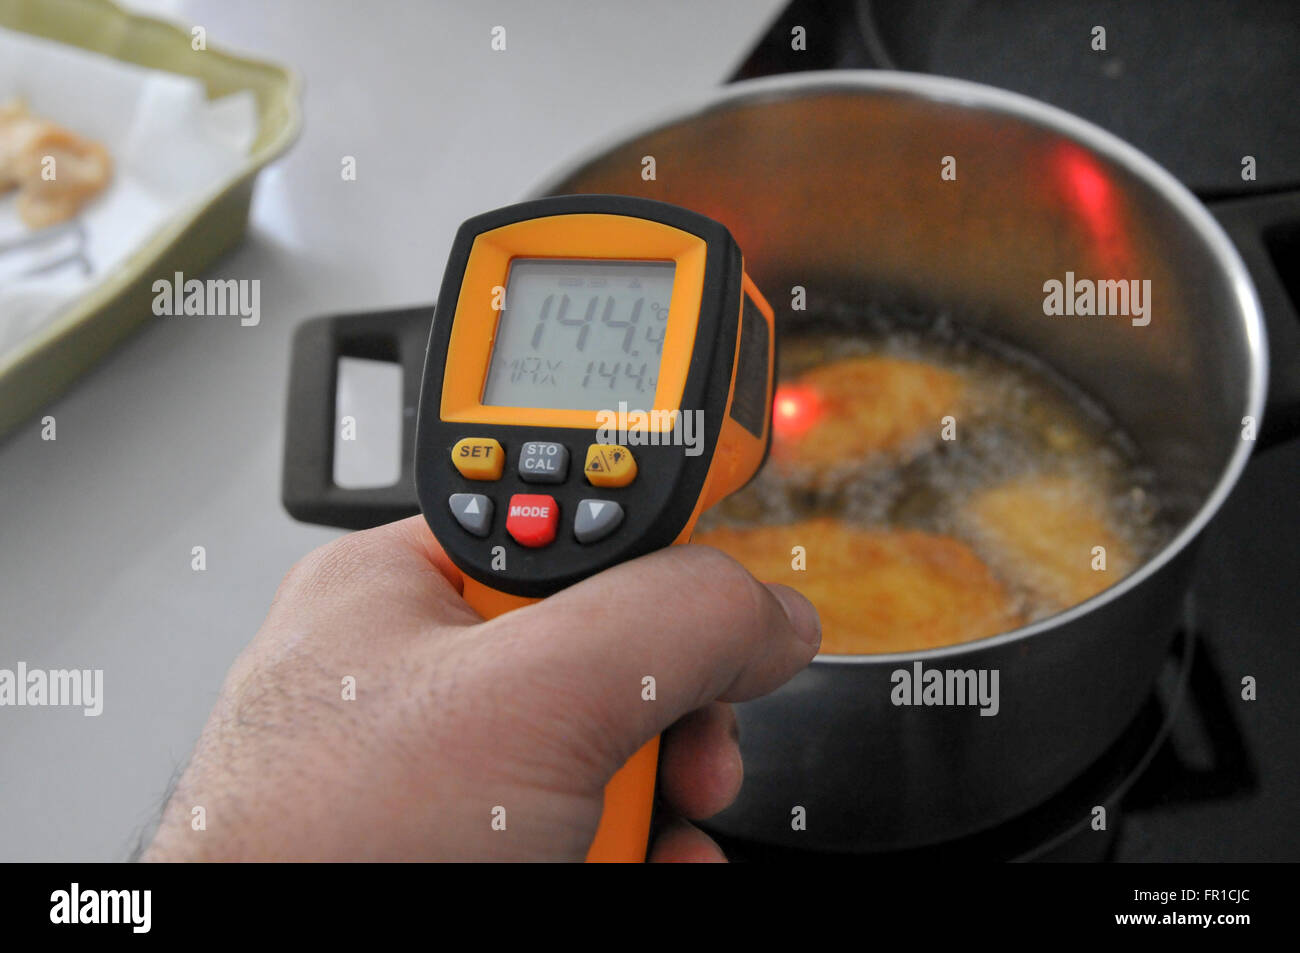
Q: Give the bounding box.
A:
[505,494,559,548]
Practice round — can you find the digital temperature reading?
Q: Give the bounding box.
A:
[481,258,675,410]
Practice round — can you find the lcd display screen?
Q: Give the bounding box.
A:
[481,258,675,410]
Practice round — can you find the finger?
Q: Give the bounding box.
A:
[658,703,743,820]
[482,544,819,765]
[647,818,728,863]
[382,515,466,590]
[271,516,476,630]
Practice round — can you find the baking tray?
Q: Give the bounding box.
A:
[0,0,301,439]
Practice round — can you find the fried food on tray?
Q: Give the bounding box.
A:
[695,518,1021,654]
[963,473,1135,610]
[0,99,113,229]
[771,356,963,468]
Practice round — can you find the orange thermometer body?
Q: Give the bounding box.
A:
[414,195,775,861]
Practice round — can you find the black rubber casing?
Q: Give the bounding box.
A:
[414,195,746,598]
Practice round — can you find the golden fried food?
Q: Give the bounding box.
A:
[963,473,1135,610]
[0,100,112,229]
[772,356,963,468]
[695,518,1021,654]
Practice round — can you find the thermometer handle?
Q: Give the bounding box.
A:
[584,735,659,863]
[461,576,659,863]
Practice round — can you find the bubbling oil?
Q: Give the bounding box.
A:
[698,319,1171,635]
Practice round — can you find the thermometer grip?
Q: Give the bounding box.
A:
[460,576,659,863]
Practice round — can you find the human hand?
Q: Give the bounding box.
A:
[143,516,820,862]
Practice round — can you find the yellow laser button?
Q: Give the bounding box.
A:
[584,444,637,487]
[451,437,504,480]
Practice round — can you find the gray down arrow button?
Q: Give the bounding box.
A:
[574,499,624,544]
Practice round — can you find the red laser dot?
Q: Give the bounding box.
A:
[772,385,822,439]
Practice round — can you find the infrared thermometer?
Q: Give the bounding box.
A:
[414,195,775,862]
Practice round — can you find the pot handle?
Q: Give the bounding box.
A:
[281,305,430,529]
[1209,193,1300,450]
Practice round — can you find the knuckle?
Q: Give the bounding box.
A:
[686,544,771,623]
[275,531,386,604]
[684,542,745,584]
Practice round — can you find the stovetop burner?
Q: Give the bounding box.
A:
[713,627,1200,862]
[735,0,1300,197]
[1114,441,1298,861]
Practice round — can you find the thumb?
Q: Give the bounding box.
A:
[485,544,821,770]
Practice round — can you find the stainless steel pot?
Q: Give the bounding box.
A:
[532,73,1271,850]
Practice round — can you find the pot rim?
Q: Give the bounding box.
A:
[528,70,1268,666]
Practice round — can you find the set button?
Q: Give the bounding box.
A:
[505,493,559,548]
[583,444,637,487]
[518,441,569,483]
[451,437,504,481]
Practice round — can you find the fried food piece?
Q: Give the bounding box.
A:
[0,100,112,229]
[695,518,1022,654]
[772,356,963,469]
[963,473,1135,610]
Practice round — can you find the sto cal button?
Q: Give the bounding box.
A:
[505,494,558,548]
